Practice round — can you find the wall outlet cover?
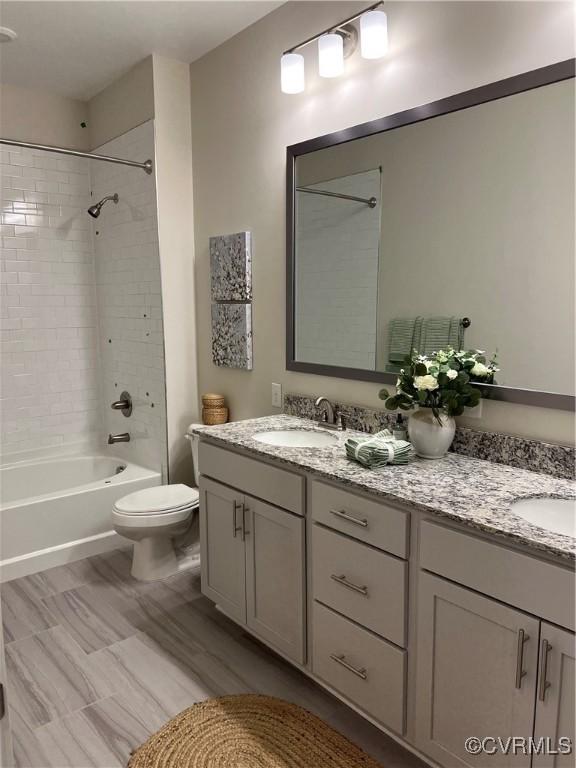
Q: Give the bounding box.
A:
[272,382,282,408]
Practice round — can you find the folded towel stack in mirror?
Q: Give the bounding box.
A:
[345,429,416,468]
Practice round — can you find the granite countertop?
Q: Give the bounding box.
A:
[191,414,576,563]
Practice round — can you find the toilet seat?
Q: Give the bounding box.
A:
[113,484,199,515]
[112,505,194,528]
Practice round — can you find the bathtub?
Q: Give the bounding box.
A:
[0,455,161,582]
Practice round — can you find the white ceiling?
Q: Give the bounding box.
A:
[0,1,282,100]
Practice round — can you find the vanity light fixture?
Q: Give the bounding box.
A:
[280,1,388,93]
[280,52,306,94]
[360,9,388,59]
[318,33,344,78]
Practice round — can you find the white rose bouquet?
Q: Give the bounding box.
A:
[379,347,499,423]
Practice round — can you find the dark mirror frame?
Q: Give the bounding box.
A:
[286,59,575,411]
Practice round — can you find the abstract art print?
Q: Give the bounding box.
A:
[210,231,252,302]
[211,303,253,369]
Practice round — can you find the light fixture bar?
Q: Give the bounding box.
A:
[283,0,384,54]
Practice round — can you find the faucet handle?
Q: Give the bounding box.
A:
[110,391,132,417]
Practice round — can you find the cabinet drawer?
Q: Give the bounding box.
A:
[312,525,406,646]
[310,480,408,558]
[312,602,406,735]
[199,441,304,515]
[420,521,576,632]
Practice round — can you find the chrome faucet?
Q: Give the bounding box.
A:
[108,433,130,444]
[315,397,345,431]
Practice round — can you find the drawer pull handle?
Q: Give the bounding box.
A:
[330,653,367,680]
[515,629,529,689]
[538,639,552,701]
[330,574,368,596]
[329,508,368,527]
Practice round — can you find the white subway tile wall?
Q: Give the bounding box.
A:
[295,170,381,370]
[0,144,101,457]
[91,121,167,476]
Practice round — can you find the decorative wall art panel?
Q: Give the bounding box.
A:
[211,303,253,370]
[210,231,252,302]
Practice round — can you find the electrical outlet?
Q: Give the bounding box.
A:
[271,382,282,408]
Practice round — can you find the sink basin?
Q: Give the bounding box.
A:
[253,429,338,449]
[512,497,576,538]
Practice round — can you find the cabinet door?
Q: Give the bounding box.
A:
[245,496,305,664]
[415,572,539,768]
[199,477,246,624]
[533,623,575,768]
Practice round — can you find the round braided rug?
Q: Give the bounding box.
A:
[128,694,383,768]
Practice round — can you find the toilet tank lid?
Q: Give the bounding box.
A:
[114,484,199,514]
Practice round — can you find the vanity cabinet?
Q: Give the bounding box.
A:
[197,436,575,768]
[199,476,305,664]
[415,572,576,768]
[415,572,540,767]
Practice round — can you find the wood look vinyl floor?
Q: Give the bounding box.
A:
[2,550,426,768]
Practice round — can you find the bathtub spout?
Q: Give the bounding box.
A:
[108,433,130,444]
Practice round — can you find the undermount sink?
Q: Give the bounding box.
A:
[253,429,338,449]
[512,497,576,538]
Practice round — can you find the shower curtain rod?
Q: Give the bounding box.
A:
[0,138,153,174]
[296,186,377,208]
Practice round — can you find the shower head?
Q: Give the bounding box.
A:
[87,193,119,219]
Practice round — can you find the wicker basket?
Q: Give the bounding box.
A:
[202,393,228,425]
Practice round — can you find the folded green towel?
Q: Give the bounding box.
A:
[345,430,416,468]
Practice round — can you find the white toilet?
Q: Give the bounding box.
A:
[112,427,201,581]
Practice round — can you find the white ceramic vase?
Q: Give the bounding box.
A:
[407,408,456,459]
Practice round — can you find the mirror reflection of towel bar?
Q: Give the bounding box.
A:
[296,186,377,208]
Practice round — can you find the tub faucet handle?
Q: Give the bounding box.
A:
[110,391,132,417]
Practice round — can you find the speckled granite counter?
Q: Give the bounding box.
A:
[191,415,576,563]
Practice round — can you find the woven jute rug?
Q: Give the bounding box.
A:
[128,694,383,767]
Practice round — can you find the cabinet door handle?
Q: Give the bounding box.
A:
[330,573,368,596]
[242,505,249,540]
[329,508,368,527]
[330,653,367,680]
[538,639,552,701]
[515,629,529,689]
[233,502,243,538]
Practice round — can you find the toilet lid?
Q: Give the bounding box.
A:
[114,484,199,515]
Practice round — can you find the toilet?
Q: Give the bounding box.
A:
[112,427,201,581]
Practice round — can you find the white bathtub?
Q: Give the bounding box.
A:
[0,455,161,582]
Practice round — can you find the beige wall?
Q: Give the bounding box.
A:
[0,56,154,152]
[87,56,155,150]
[189,0,575,445]
[0,82,89,149]
[152,55,199,482]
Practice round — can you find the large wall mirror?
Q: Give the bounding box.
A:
[286,60,575,410]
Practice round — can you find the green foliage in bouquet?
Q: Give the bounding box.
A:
[379,348,499,423]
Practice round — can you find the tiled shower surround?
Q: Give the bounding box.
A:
[0,144,99,456]
[92,122,167,475]
[0,122,167,474]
